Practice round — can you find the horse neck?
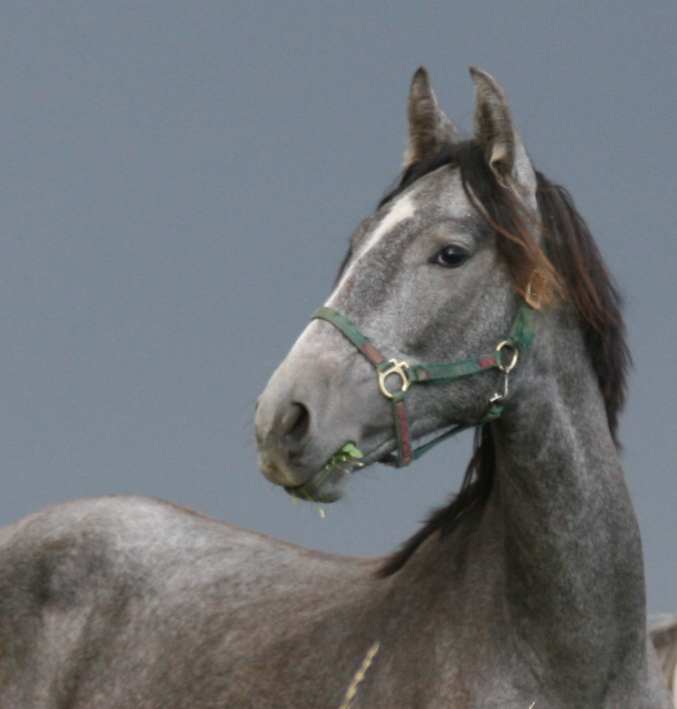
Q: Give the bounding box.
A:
[491,309,648,684]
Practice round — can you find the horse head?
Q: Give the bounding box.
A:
[254,66,616,506]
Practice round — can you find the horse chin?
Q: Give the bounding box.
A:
[283,468,347,504]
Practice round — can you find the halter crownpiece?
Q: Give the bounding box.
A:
[312,302,537,467]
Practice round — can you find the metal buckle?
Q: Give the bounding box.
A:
[378,359,411,399]
[495,340,519,373]
[490,340,520,405]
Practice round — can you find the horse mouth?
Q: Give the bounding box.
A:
[283,422,459,502]
[282,435,409,503]
[284,443,366,503]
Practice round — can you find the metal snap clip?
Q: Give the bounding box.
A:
[377,359,411,399]
[495,340,519,373]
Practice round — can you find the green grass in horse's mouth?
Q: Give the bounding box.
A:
[284,442,365,503]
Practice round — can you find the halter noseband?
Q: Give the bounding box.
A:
[312,302,536,467]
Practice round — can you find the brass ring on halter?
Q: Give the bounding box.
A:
[377,359,412,399]
[495,340,519,373]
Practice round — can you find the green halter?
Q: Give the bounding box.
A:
[312,302,537,467]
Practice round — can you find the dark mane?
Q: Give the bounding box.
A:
[377,145,630,577]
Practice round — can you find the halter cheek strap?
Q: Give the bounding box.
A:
[312,303,536,467]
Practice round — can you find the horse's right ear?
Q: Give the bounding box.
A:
[404,67,458,167]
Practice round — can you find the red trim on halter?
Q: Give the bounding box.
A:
[360,342,386,367]
[360,342,411,464]
[392,399,413,466]
[479,356,497,369]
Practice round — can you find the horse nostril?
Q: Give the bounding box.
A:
[280,402,310,445]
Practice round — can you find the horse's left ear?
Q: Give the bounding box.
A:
[469,66,536,199]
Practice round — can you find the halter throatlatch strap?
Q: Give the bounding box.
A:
[313,303,536,467]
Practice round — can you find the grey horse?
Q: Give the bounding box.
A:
[0,67,674,708]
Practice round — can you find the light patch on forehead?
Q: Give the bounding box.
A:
[327,193,415,305]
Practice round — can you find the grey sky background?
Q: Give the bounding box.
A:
[1,2,675,611]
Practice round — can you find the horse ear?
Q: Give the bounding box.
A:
[469,66,536,198]
[404,67,458,167]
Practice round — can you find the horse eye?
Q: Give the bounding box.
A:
[432,245,470,268]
